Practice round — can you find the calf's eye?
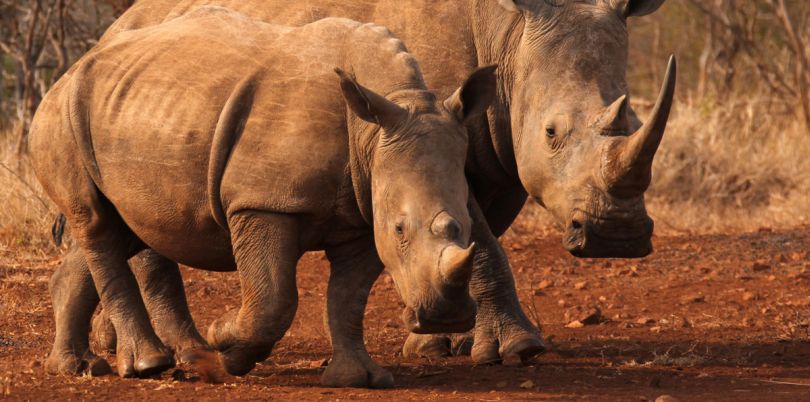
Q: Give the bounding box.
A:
[545,127,556,138]
[395,222,404,236]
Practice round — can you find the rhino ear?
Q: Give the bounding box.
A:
[615,0,667,17]
[335,67,406,126]
[444,65,498,123]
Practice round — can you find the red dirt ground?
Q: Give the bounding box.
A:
[1,227,810,401]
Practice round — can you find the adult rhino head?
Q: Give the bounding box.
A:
[497,0,675,258]
[336,66,498,333]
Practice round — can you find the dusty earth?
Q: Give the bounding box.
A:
[1,227,810,401]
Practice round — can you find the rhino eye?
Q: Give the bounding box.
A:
[545,127,556,138]
[395,222,404,236]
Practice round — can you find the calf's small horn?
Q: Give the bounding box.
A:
[618,55,677,184]
[439,242,475,286]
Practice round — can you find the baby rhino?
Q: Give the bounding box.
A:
[30,7,496,387]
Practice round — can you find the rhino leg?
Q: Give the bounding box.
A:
[129,250,210,362]
[70,202,175,378]
[402,200,545,364]
[466,199,545,364]
[93,250,210,362]
[207,211,299,376]
[322,238,393,389]
[45,245,112,377]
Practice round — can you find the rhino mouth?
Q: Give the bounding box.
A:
[401,304,476,334]
[564,211,654,258]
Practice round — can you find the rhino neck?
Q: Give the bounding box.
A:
[465,0,525,186]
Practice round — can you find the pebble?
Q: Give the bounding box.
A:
[654,395,679,402]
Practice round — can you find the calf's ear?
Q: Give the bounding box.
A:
[612,0,667,17]
[335,67,406,126]
[444,65,498,124]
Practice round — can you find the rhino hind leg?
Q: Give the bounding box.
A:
[130,250,210,362]
[66,191,175,378]
[206,211,300,376]
[45,245,112,377]
[91,249,209,363]
[322,238,393,389]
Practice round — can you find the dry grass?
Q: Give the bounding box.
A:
[0,124,60,261]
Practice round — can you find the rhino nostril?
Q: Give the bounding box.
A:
[431,212,462,241]
[571,219,583,231]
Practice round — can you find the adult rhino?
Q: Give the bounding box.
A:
[46,0,677,374]
[32,8,499,386]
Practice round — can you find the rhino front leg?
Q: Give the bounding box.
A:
[466,199,544,364]
[402,200,544,364]
[45,245,112,376]
[322,238,394,389]
[207,211,300,376]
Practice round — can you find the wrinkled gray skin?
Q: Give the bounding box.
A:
[46,0,677,375]
[31,9,500,387]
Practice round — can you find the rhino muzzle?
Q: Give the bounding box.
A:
[401,296,477,334]
[564,211,654,258]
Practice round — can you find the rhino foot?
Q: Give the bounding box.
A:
[115,341,175,378]
[471,321,545,365]
[321,352,393,389]
[92,310,117,354]
[45,349,113,377]
[402,333,473,358]
[207,311,273,376]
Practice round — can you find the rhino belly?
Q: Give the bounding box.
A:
[94,149,236,270]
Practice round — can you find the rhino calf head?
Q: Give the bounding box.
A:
[336,66,498,333]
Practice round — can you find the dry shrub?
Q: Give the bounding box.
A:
[0,125,59,260]
[646,96,810,233]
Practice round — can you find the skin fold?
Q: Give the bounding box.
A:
[47,0,677,373]
[31,8,499,387]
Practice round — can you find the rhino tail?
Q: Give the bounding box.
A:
[52,213,67,247]
[207,74,259,230]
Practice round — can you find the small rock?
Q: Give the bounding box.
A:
[311,358,330,368]
[682,294,705,304]
[637,317,656,325]
[565,320,585,329]
[752,262,771,272]
[649,326,662,333]
[655,395,679,402]
[537,279,554,290]
[519,380,535,389]
[742,292,756,302]
[574,281,588,290]
[557,299,568,307]
[580,308,603,325]
[791,252,804,262]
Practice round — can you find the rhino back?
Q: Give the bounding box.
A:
[103,0,477,100]
[68,10,362,262]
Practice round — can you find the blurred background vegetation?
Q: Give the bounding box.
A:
[1,0,809,253]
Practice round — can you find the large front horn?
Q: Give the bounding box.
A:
[439,242,475,286]
[614,55,677,189]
